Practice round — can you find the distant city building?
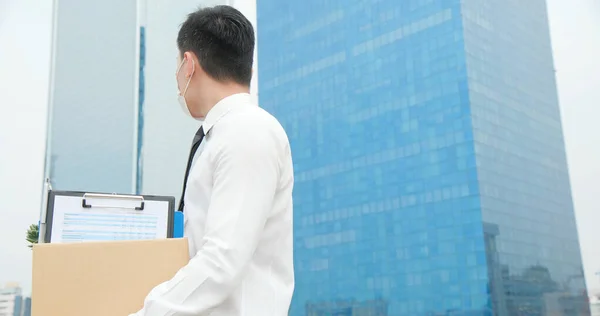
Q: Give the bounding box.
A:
[0,283,21,316]
[257,0,589,314]
[0,284,30,316]
[20,298,30,316]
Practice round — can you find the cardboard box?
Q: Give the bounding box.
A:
[32,238,189,316]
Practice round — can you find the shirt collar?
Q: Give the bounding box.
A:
[202,93,254,134]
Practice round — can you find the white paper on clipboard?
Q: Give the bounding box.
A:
[48,194,170,243]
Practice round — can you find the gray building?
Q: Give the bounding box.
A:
[44,0,138,194]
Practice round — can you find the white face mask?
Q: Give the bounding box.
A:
[176,58,196,119]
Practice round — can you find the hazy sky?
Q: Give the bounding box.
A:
[0,0,53,294]
[0,0,598,295]
[546,0,600,293]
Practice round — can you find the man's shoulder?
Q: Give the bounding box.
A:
[224,105,288,140]
[213,106,290,162]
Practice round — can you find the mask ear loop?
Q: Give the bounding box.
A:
[176,59,184,77]
[176,60,185,95]
[182,59,195,96]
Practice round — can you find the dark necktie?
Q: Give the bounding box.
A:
[178,126,205,211]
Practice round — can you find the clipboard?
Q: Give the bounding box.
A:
[43,190,176,243]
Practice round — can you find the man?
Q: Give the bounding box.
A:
[130,5,294,316]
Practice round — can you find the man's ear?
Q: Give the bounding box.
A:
[183,51,196,78]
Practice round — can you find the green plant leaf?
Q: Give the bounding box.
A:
[26,223,39,249]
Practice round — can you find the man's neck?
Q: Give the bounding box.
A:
[203,84,250,114]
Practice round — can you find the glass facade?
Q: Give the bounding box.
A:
[462,0,589,314]
[257,0,588,315]
[46,0,137,194]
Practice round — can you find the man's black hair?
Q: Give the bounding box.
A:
[177,5,254,86]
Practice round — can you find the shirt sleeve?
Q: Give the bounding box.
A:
[131,129,280,316]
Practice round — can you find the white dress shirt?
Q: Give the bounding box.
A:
[132,93,295,316]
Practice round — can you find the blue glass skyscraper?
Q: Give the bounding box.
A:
[257,0,588,315]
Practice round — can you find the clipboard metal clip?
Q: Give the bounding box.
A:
[82,193,145,211]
